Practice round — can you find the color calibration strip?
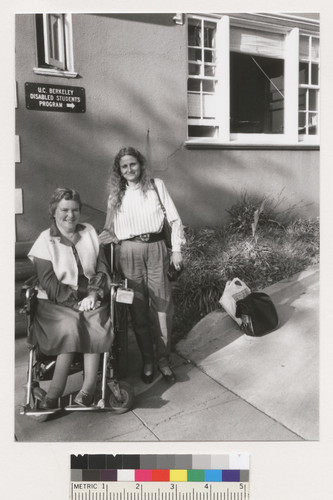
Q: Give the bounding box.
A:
[71,454,250,482]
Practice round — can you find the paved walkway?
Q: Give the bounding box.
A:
[15,265,319,442]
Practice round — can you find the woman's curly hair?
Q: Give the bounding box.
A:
[109,146,151,211]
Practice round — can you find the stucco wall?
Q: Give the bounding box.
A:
[15,13,319,241]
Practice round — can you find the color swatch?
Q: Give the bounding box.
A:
[71,454,250,483]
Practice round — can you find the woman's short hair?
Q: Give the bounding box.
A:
[49,188,82,218]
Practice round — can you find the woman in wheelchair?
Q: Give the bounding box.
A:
[27,187,112,410]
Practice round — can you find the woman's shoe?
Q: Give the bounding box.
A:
[39,396,58,410]
[158,366,176,384]
[74,390,94,407]
[141,363,154,384]
[141,370,154,384]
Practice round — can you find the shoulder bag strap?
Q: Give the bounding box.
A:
[151,178,167,219]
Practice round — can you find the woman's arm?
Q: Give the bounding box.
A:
[33,257,78,306]
[87,245,111,297]
[78,246,111,311]
[98,198,119,245]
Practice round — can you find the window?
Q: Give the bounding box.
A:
[299,35,319,136]
[186,13,320,146]
[188,18,218,138]
[34,14,76,77]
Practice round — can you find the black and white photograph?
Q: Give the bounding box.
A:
[3,4,332,500]
[14,11,320,443]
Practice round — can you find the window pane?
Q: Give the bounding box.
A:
[299,62,309,85]
[311,38,320,61]
[188,79,201,91]
[36,14,46,66]
[202,80,215,92]
[49,16,61,60]
[299,36,309,60]
[204,65,216,77]
[299,88,306,111]
[189,63,200,76]
[188,93,201,118]
[309,113,318,135]
[309,90,318,111]
[312,63,319,85]
[188,126,217,138]
[299,112,306,134]
[203,94,216,118]
[204,22,216,48]
[204,49,215,63]
[188,22,201,47]
[230,52,284,133]
[231,27,284,58]
[188,48,202,62]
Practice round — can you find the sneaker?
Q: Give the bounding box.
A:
[74,390,93,407]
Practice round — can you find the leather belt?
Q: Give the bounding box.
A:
[125,232,164,243]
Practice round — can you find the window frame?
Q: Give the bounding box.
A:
[185,13,320,148]
[298,34,320,139]
[33,13,77,78]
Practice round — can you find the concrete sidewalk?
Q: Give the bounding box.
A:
[15,265,319,442]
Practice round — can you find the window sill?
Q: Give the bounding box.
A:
[33,67,78,78]
[184,139,320,151]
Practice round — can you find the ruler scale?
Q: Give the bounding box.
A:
[71,455,250,500]
[71,483,249,500]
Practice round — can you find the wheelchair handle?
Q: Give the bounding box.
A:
[110,242,114,276]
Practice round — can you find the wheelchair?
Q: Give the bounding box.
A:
[19,243,134,422]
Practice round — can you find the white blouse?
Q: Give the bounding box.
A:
[109,179,186,252]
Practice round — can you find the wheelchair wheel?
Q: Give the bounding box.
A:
[108,381,134,414]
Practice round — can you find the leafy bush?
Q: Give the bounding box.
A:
[171,195,319,344]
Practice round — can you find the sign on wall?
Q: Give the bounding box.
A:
[25,82,86,113]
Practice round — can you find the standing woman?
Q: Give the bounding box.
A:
[99,147,186,384]
[28,188,112,409]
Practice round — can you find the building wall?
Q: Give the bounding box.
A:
[15,13,319,241]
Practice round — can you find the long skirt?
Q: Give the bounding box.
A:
[31,299,112,355]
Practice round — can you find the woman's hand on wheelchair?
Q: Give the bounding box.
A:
[98,229,119,245]
[78,294,100,311]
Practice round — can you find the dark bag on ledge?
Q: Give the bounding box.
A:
[235,292,279,336]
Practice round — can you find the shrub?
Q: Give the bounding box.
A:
[171,195,319,344]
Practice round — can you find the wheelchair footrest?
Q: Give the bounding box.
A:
[20,407,62,416]
[63,404,106,412]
